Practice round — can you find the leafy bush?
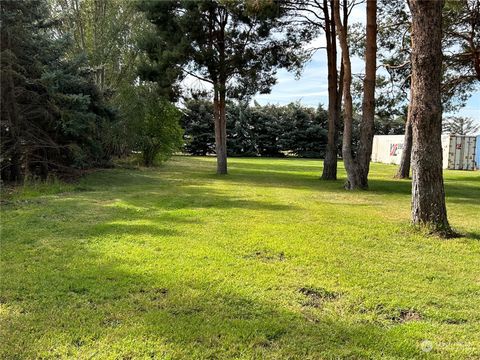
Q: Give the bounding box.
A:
[115,84,183,167]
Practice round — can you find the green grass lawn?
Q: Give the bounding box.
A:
[1,156,480,359]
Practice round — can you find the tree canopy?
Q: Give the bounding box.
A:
[137,0,312,173]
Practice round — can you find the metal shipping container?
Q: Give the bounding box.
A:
[371,134,477,170]
[447,135,476,170]
[371,135,405,166]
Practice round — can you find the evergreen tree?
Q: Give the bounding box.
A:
[137,0,310,174]
[227,101,258,157]
[278,103,328,158]
[1,0,51,181]
[181,95,216,156]
[1,0,115,182]
[249,103,284,157]
[180,99,330,158]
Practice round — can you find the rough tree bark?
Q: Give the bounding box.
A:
[213,85,228,174]
[355,0,377,186]
[408,0,452,235]
[321,0,340,180]
[395,115,412,178]
[395,87,413,179]
[333,0,377,190]
[212,9,228,175]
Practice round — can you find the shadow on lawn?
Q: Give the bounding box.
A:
[1,232,420,359]
[89,159,479,206]
[467,231,480,241]
[369,180,480,204]
[1,173,300,256]
[205,164,479,203]
[2,161,476,358]
[82,170,301,213]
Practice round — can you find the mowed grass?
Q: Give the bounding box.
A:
[1,156,479,359]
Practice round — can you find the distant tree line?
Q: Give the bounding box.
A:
[181,95,405,158]
[182,98,327,158]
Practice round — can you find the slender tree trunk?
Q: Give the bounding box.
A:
[396,34,415,180]
[213,85,228,174]
[213,10,228,175]
[336,59,344,154]
[409,0,452,235]
[321,0,339,180]
[395,105,412,179]
[355,0,377,188]
[333,0,354,186]
[334,0,377,190]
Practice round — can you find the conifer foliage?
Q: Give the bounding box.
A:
[137,0,310,174]
[1,0,115,182]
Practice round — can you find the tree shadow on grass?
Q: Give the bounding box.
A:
[74,158,477,207]
[368,179,480,207]
[466,232,480,241]
[206,165,479,204]
[74,163,478,222]
[71,171,301,214]
[117,187,300,212]
[2,161,477,358]
[2,180,300,263]
[1,235,424,359]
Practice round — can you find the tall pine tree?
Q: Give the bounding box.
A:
[137,0,310,174]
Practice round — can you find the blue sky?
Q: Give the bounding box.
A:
[186,50,480,134]
[184,3,480,134]
[252,3,480,134]
[252,49,480,129]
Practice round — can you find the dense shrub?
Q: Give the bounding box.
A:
[1,0,117,182]
[116,84,183,167]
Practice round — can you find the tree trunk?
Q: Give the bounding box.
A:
[409,0,452,235]
[321,0,339,180]
[333,0,353,183]
[334,0,377,190]
[395,107,412,179]
[213,86,228,174]
[213,10,228,175]
[355,0,377,188]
